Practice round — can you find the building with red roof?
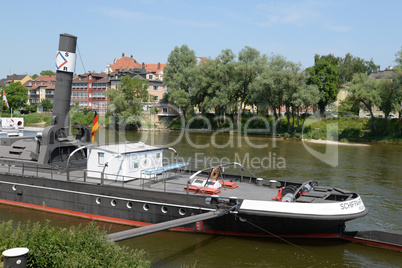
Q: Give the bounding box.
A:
[24,75,56,105]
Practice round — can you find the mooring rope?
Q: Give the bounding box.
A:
[235,214,340,267]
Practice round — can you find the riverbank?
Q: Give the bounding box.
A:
[302,139,370,147]
[166,115,402,144]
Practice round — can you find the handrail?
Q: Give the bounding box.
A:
[66,146,87,181]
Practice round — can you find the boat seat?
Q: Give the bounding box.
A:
[219,180,239,189]
[184,185,221,195]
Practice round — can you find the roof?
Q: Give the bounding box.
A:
[93,142,161,154]
[368,69,396,79]
[24,75,56,90]
[108,54,166,74]
[110,56,142,72]
[145,63,166,73]
[6,74,27,81]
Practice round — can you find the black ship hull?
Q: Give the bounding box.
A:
[0,174,351,238]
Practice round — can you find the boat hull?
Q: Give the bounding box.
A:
[0,174,362,238]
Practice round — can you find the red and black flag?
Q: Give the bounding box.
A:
[91,111,99,143]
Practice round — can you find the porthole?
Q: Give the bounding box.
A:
[111,199,117,207]
[143,204,149,211]
[126,202,133,209]
[96,197,102,204]
[12,185,17,191]
[179,208,186,216]
[161,206,168,214]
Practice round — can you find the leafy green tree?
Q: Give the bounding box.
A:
[118,75,149,102]
[1,81,28,110]
[377,78,397,121]
[40,70,56,76]
[348,73,381,133]
[70,107,95,126]
[249,55,287,120]
[104,75,149,129]
[234,46,267,127]
[40,98,53,111]
[192,49,237,123]
[339,53,380,83]
[164,45,197,118]
[337,94,360,115]
[292,84,321,128]
[392,48,402,134]
[306,55,340,116]
[31,74,39,79]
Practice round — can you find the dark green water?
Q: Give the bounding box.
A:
[1,130,401,267]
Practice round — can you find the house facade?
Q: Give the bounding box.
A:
[24,75,55,105]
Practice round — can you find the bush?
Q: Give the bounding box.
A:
[0,220,150,268]
[23,113,43,124]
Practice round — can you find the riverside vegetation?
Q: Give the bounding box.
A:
[167,113,402,143]
[17,110,401,143]
[0,220,150,268]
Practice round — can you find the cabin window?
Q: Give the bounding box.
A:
[98,152,105,165]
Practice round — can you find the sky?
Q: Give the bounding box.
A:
[1,0,402,77]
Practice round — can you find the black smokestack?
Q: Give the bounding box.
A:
[52,33,77,135]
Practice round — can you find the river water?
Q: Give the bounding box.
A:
[1,130,401,267]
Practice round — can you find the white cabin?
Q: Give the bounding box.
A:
[87,142,163,181]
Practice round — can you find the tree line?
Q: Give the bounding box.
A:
[163,45,402,135]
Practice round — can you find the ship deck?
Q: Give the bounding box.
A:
[0,160,351,203]
[0,161,282,201]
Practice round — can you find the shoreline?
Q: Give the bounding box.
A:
[302,139,370,147]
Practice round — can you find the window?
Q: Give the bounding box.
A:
[149,75,153,80]
[98,153,104,165]
[153,86,158,91]
[163,108,168,113]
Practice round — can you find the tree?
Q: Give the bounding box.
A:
[393,47,402,134]
[292,84,321,128]
[40,98,53,111]
[1,81,28,110]
[104,75,149,129]
[31,74,39,80]
[348,73,381,133]
[306,55,340,116]
[339,53,380,83]
[337,94,360,115]
[70,107,95,126]
[164,45,197,118]
[234,46,267,127]
[118,75,149,102]
[192,49,236,122]
[377,78,397,120]
[40,70,56,76]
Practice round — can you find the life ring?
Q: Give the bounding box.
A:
[210,167,220,179]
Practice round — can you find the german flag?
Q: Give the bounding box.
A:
[91,111,99,143]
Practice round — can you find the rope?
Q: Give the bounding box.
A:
[236,214,340,267]
[76,43,86,73]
